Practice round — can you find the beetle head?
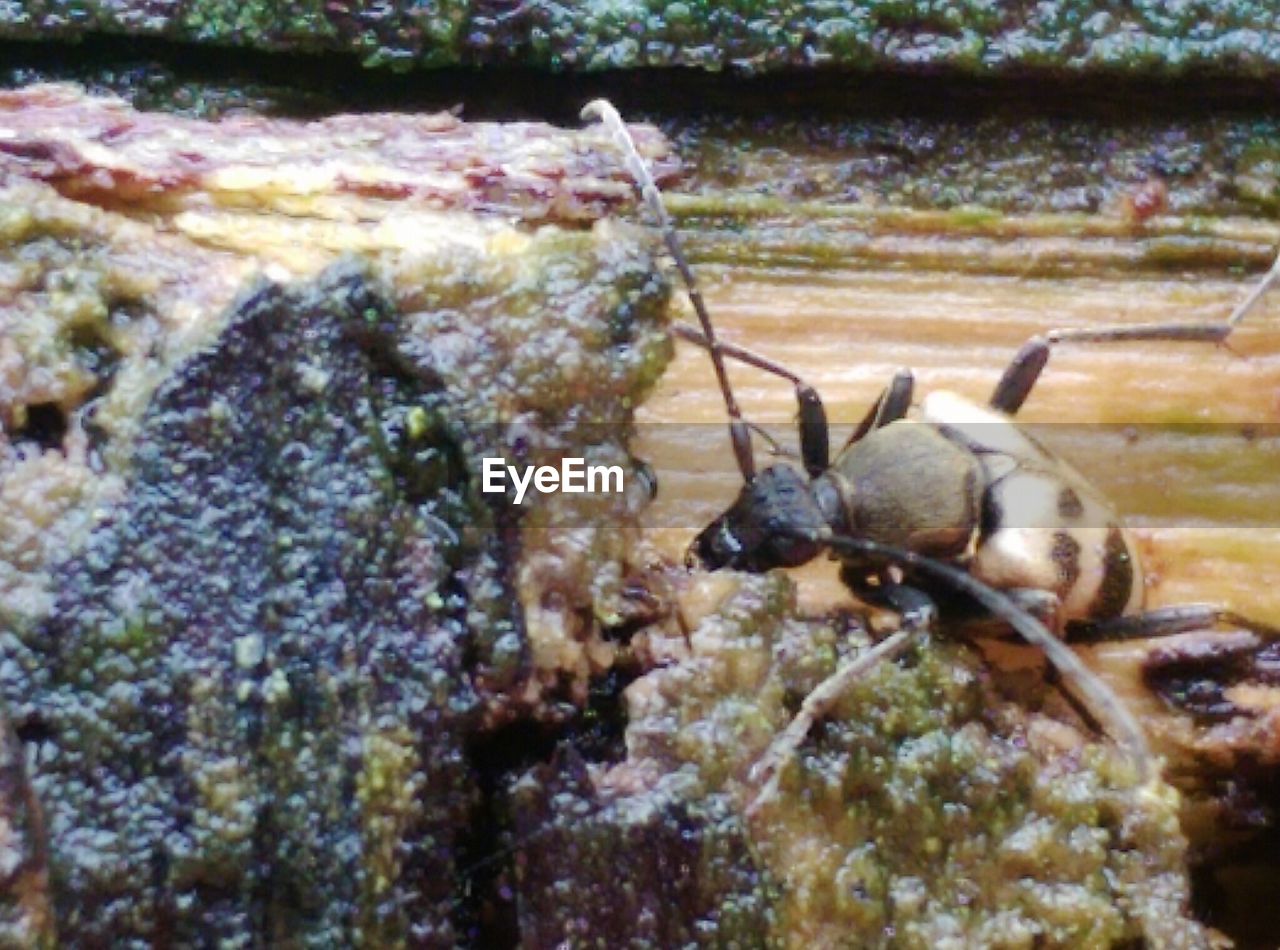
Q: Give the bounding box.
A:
[689,464,828,572]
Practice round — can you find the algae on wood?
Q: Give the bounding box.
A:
[0,90,675,943]
[0,86,676,698]
[513,571,1211,947]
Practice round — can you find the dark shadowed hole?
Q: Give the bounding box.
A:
[456,720,562,948]
[15,402,68,452]
[455,668,636,946]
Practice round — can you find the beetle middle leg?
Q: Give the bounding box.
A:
[989,246,1280,414]
[843,368,914,446]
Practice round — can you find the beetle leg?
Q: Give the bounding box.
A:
[989,337,1051,414]
[1067,606,1280,724]
[745,623,922,819]
[673,322,830,476]
[879,582,940,630]
[1067,604,1280,644]
[1049,246,1280,346]
[845,368,915,446]
[990,246,1280,414]
[1048,246,1280,347]
[957,587,1065,639]
[1069,606,1280,724]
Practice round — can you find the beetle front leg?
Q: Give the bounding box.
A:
[673,322,830,476]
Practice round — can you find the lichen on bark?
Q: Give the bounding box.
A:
[8,1,1280,75]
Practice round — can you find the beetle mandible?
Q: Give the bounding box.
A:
[583,99,1280,804]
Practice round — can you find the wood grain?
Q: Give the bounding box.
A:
[637,240,1280,626]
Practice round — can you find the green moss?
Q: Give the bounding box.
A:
[512,569,1207,943]
[616,573,1206,946]
[180,0,338,47]
[946,204,1004,228]
[0,266,489,941]
[6,0,1280,74]
[1235,139,1280,212]
[0,174,673,938]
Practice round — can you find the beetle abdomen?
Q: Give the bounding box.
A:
[970,465,1143,622]
[920,390,1145,624]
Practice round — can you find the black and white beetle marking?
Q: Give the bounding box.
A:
[583,100,1280,804]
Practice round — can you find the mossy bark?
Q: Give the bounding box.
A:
[7,1,1280,76]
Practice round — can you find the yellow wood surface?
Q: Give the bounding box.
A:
[638,253,1280,626]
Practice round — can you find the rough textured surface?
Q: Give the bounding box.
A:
[0,174,255,623]
[0,87,675,698]
[7,1,1280,75]
[511,750,776,948]
[0,89,676,943]
[667,112,1280,220]
[0,83,1260,944]
[0,714,53,947]
[0,248,668,943]
[0,265,495,943]
[0,84,674,223]
[512,572,1211,948]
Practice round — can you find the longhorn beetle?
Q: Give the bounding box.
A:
[583,100,1280,806]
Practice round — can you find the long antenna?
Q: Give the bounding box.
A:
[1227,244,1280,328]
[582,99,757,481]
[811,529,1154,780]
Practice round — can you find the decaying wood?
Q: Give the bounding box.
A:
[3,81,1279,941]
[0,87,682,943]
[0,84,674,222]
[635,170,1280,852]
